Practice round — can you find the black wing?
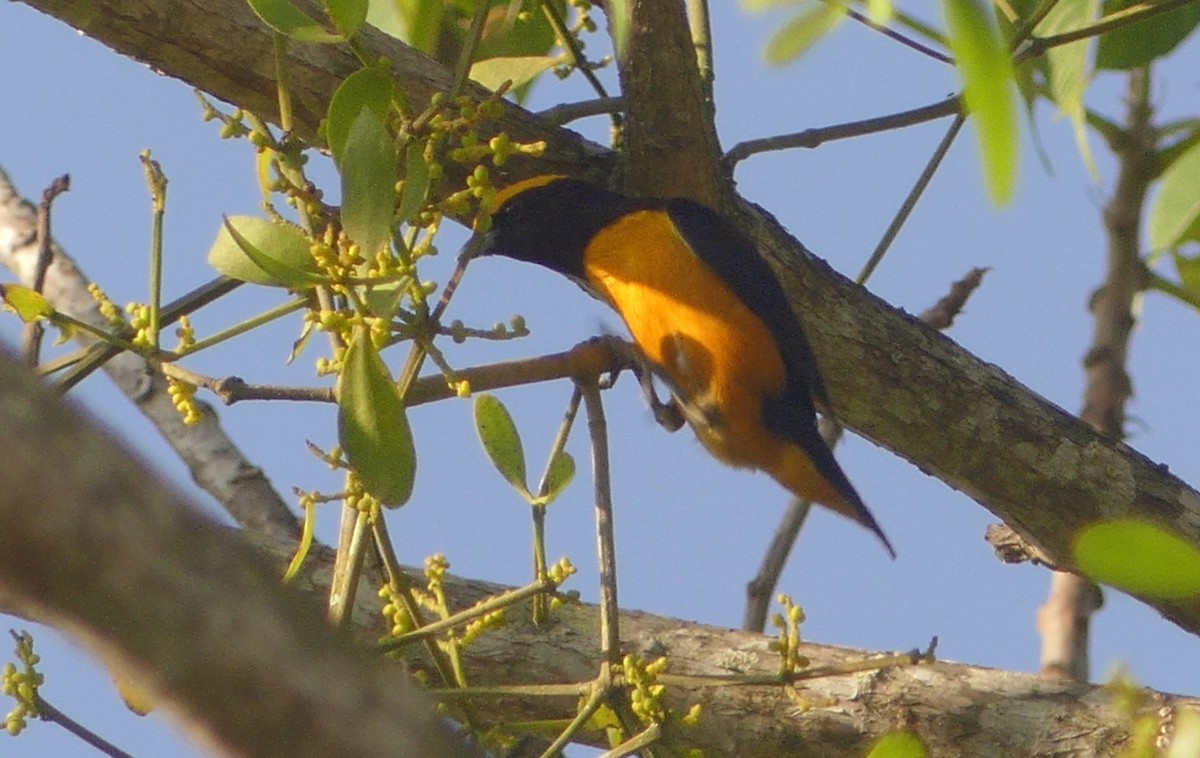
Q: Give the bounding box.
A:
[663,198,833,416]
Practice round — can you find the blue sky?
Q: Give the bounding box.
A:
[2,1,1198,755]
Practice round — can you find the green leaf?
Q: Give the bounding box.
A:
[327,67,394,165]
[363,279,410,319]
[0,284,54,322]
[474,393,530,498]
[764,3,847,65]
[944,0,1019,204]
[338,327,416,507]
[475,0,564,62]
[470,55,560,92]
[396,142,431,225]
[288,317,315,364]
[1074,518,1200,599]
[390,0,444,53]
[1037,0,1100,180]
[208,216,321,288]
[365,0,407,40]
[323,0,368,38]
[1150,139,1200,252]
[1096,0,1200,70]
[608,0,632,59]
[866,731,930,758]
[339,107,396,257]
[535,451,576,507]
[247,0,342,42]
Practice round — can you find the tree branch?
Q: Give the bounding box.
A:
[264,532,1200,757]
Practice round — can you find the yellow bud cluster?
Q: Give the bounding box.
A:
[87,283,124,327]
[166,377,203,425]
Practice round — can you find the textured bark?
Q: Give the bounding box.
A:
[264,533,1198,757]
[616,0,723,205]
[15,0,1200,638]
[0,350,467,758]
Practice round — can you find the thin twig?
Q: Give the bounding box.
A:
[599,723,663,758]
[542,0,612,103]
[379,577,558,651]
[1017,0,1198,63]
[857,113,966,284]
[531,386,583,624]
[537,667,610,758]
[450,0,490,100]
[845,7,953,64]
[580,378,620,664]
[55,275,242,391]
[34,695,134,758]
[22,174,70,366]
[535,97,626,126]
[196,338,632,411]
[724,95,960,166]
[918,267,991,329]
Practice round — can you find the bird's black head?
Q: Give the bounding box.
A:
[462,176,638,279]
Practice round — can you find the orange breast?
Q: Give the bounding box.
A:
[582,211,789,470]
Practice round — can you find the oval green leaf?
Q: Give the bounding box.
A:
[363,279,409,319]
[1150,138,1200,252]
[387,0,443,52]
[944,0,1019,204]
[1074,518,1200,599]
[470,56,560,92]
[324,0,368,38]
[327,67,394,164]
[1037,0,1099,180]
[536,450,576,507]
[396,142,431,225]
[247,0,342,42]
[866,731,930,758]
[1096,0,1200,71]
[764,3,847,65]
[337,327,416,507]
[474,393,530,498]
[0,284,54,322]
[208,216,321,288]
[339,107,397,258]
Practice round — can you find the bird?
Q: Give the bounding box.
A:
[463,175,893,556]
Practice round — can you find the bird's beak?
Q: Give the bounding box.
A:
[457,228,497,262]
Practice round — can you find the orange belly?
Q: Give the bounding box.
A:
[582,210,845,509]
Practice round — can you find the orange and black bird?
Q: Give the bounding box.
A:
[464,175,893,556]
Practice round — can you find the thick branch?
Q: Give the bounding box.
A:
[16,0,1200,638]
[260,533,1197,757]
[617,0,723,204]
[0,349,466,758]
